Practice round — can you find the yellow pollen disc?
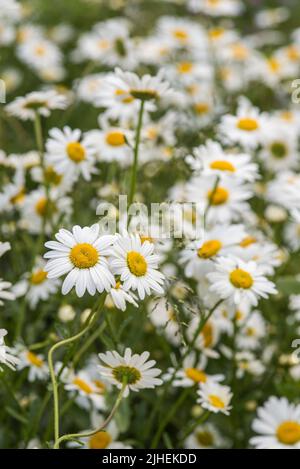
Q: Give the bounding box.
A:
[232,44,248,60]
[89,431,112,449]
[185,367,207,383]
[140,235,154,244]
[235,310,244,321]
[208,394,225,409]
[276,421,300,445]
[202,322,213,348]
[281,111,293,122]
[97,39,109,50]
[173,29,188,41]
[35,197,48,217]
[177,62,193,74]
[246,327,255,336]
[230,268,253,289]
[115,281,121,290]
[287,46,300,61]
[237,118,259,131]
[196,430,214,447]
[127,251,147,277]
[66,142,86,163]
[10,188,25,204]
[94,379,106,393]
[207,187,229,205]
[106,131,126,147]
[209,28,225,39]
[26,351,43,368]
[30,270,48,285]
[73,377,93,394]
[35,45,46,56]
[268,58,280,72]
[69,243,99,269]
[44,166,63,185]
[114,89,134,103]
[210,160,235,172]
[197,240,222,259]
[194,102,210,114]
[240,236,257,247]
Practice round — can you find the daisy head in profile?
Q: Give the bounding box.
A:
[250,396,300,449]
[44,224,116,297]
[207,256,277,307]
[5,90,68,121]
[109,233,165,300]
[98,348,163,397]
[197,381,233,415]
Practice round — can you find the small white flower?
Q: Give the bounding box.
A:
[5,90,68,121]
[109,234,165,300]
[0,329,19,371]
[98,348,163,397]
[65,369,106,410]
[18,349,48,381]
[44,224,116,297]
[197,381,233,415]
[107,281,138,312]
[207,256,277,306]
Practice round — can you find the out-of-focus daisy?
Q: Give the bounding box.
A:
[250,397,300,449]
[186,140,258,182]
[197,381,233,415]
[187,317,221,358]
[18,349,48,381]
[207,256,277,306]
[284,209,300,252]
[0,279,15,306]
[44,224,116,297]
[235,351,265,378]
[5,90,68,121]
[98,348,163,397]
[184,423,224,449]
[45,126,98,181]
[148,297,181,346]
[188,0,242,17]
[17,36,62,72]
[219,97,265,148]
[21,258,60,309]
[109,234,165,300]
[0,329,19,371]
[84,126,133,166]
[236,311,266,350]
[65,369,106,410]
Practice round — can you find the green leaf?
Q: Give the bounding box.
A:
[276,276,300,295]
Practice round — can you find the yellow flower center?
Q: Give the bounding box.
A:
[268,58,280,72]
[194,102,210,115]
[239,236,256,247]
[66,142,86,163]
[114,89,134,104]
[89,431,112,449]
[207,187,229,205]
[185,367,207,383]
[173,29,188,41]
[93,379,106,393]
[210,160,235,172]
[35,45,46,56]
[197,240,222,259]
[230,268,253,289]
[209,28,225,39]
[73,377,93,394]
[177,62,193,74]
[202,322,213,348]
[127,251,147,277]
[35,197,56,217]
[232,43,248,60]
[237,118,259,131]
[112,365,141,384]
[26,351,43,368]
[140,235,154,244]
[208,394,225,409]
[246,327,255,336]
[276,421,300,445]
[106,131,126,147]
[30,269,48,285]
[44,166,63,185]
[196,430,214,447]
[10,188,25,205]
[287,46,300,61]
[69,243,99,269]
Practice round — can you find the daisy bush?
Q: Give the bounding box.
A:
[1,0,300,450]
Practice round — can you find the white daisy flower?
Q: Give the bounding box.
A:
[5,90,69,121]
[84,126,133,166]
[236,311,266,350]
[45,126,98,181]
[186,140,259,182]
[17,37,62,72]
[235,351,265,378]
[250,397,300,449]
[0,279,15,305]
[284,209,300,252]
[179,224,246,279]
[259,123,298,171]
[18,349,48,381]
[65,369,107,410]
[188,0,242,17]
[148,297,181,346]
[0,181,25,213]
[156,17,207,51]
[98,348,163,397]
[44,224,116,297]
[184,423,225,449]
[22,258,60,309]
[187,316,221,359]
[109,234,165,300]
[0,329,19,371]
[197,381,233,415]
[207,256,277,307]
[219,97,265,148]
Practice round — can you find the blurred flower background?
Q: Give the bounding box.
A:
[1,0,300,450]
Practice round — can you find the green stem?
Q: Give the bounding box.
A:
[128,99,145,206]
[48,295,105,449]
[151,388,190,448]
[53,381,126,449]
